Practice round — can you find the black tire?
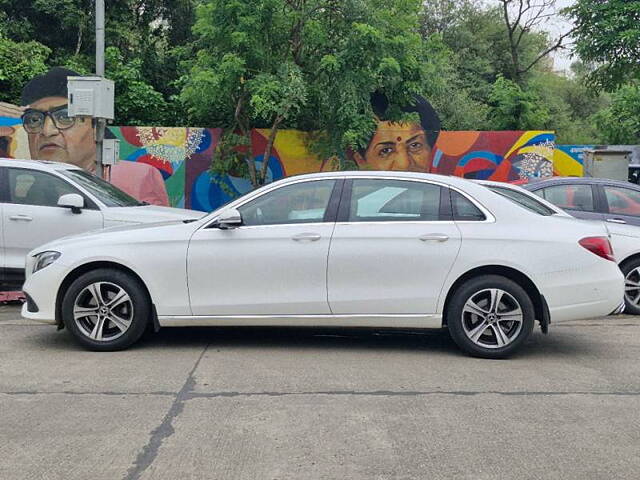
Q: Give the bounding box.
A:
[62,268,150,351]
[620,258,640,315]
[446,275,535,359]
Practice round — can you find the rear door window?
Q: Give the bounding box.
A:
[603,186,640,217]
[451,190,486,221]
[347,179,443,222]
[538,184,595,212]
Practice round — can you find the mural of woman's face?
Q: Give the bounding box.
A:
[26,96,96,171]
[355,121,432,172]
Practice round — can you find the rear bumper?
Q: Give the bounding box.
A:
[612,301,626,315]
[543,261,624,323]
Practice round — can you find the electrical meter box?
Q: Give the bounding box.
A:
[583,149,631,182]
[67,76,115,119]
[102,139,120,165]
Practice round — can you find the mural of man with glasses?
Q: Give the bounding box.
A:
[0,67,169,205]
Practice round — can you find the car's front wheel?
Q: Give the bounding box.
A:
[446,275,535,359]
[61,268,150,351]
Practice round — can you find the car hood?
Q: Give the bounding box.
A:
[103,205,204,224]
[31,219,196,255]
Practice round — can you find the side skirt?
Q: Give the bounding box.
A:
[158,314,443,329]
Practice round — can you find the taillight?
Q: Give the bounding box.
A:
[579,236,615,262]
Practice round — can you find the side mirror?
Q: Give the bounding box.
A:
[214,208,242,229]
[58,193,84,214]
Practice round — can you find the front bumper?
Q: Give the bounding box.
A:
[21,262,68,325]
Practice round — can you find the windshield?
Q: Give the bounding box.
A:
[60,169,143,207]
[488,185,556,216]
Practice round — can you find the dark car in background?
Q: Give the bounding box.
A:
[524,177,640,314]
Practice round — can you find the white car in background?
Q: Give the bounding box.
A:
[22,171,623,358]
[0,158,203,290]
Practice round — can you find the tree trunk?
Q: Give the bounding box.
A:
[259,116,284,185]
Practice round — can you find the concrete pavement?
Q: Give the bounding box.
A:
[1,305,640,479]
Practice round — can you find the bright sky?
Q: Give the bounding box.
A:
[548,0,576,73]
[481,0,577,74]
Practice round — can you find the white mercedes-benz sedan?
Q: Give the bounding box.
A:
[22,171,624,358]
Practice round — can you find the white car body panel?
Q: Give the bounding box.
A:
[479,179,640,268]
[22,171,624,332]
[601,221,640,267]
[328,221,461,314]
[0,158,202,273]
[2,202,104,269]
[187,223,335,315]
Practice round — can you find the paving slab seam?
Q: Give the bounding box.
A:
[122,342,210,480]
[0,391,177,397]
[182,390,640,398]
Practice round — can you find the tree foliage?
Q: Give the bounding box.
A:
[0,0,635,160]
[181,0,438,188]
[0,34,50,104]
[569,0,640,91]
[594,84,640,145]
[488,76,549,130]
[0,0,196,124]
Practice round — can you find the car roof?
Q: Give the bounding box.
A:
[0,157,82,172]
[275,170,482,189]
[522,176,640,191]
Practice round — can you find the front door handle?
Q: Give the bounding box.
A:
[9,214,33,222]
[606,218,627,224]
[292,233,321,242]
[419,233,449,242]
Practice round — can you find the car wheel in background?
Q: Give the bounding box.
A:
[620,259,640,315]
[446,275,535,359]
[61,268,150,351]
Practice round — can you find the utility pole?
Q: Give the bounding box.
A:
[95,0,105,179]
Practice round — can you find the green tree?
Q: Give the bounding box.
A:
[105,47,169,125]
[181,0,437,188]
[0,34,50,104]
[593,84,640,145]
[568,0,640,91]
[0,0,197,124]
[488,76,549,130]
[528,71,608,144]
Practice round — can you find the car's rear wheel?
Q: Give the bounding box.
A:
[62,268,150,351]
[446,275,535,359]
[621,258,640,315]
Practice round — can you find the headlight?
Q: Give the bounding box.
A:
[32,251,61,274]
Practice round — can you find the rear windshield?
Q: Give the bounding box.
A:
[488,186,555,216]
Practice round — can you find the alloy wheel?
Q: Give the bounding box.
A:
[461,288,523,349]
[624,268,640,308]
[73,282,134,342]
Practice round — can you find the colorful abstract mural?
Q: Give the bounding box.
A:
[103,127,555,211]
[1,119,556,212]
[553,145,594,177]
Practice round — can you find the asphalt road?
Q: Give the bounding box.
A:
[1,304,640,480]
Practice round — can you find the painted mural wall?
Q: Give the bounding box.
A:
[1,121,556,211]
[553,145,594,177]
[104,126,556,211]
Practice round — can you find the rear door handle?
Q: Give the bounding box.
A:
[9,215,33,222]
[606,218,627,224]
[419,233,449,242]
[292,233,321,242]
